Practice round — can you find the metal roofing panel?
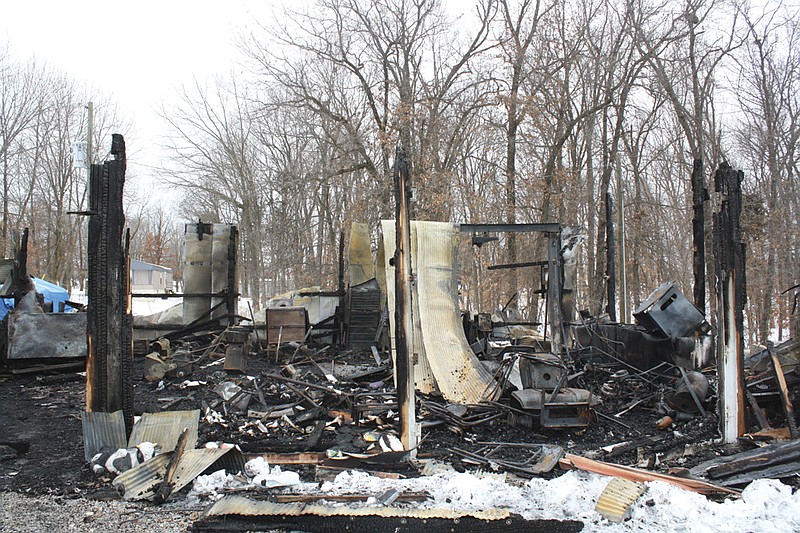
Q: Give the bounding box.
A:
[170,447,245,496]
[413,221,498,403]
[81,410,127,462]
[112,447,245,501]
[594,477,646,523]
[379,220,437,394]
[205,495,510,520]
[128,410,200,451]
[348,222,375,286]
[112,452,171,500]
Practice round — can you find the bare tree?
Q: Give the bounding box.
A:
[734,6,800,343]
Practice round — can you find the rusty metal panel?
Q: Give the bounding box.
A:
[413,222,497,404]
[7,312,87,361]
[204,495,510,520]
[128,410,200,452]
[81,410,127,462]
[266,307,307,344]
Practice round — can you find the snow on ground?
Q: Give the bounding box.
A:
[192,462,800,532]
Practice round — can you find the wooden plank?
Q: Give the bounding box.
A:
[255,452,327,465]
[769,343,799,439]
[745,389,771,431]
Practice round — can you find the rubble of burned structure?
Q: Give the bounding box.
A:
[7,152,800,530]
[66,211,800,530]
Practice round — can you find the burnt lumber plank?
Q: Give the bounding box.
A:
[769,342,799,439]
[192,514,584,533]
[691,440,800,481]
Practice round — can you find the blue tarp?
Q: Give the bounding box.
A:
[0,277,72,319]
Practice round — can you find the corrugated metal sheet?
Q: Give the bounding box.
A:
[348,222,375,286]
[380,220,438,394]
[128,409,200,451]
[594,477,646,523]
[170,447,245,496]
[413,221,497,403]
[112,452,171,500]
[113,447,245,501]
[82,410,127,462]
[205,495,510,520]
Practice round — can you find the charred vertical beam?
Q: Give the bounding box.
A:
[692,159,707,313]
[338,231,345,295]
[605,192,617,322]
[11,228,34,304]
[713,161,745,443]
[393,146,417,455]
[338,231,345,344]
[121,229,133,433]
[226,226,239,326]
[86,134,134,432]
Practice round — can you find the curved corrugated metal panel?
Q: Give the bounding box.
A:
[413,222,497,403]
[379,221,497,403]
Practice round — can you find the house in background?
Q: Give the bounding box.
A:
[130,259,173,294]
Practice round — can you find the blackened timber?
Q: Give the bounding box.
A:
[121,229,133,433]
[226,226,238,326]
[86,134,134,432]
[193,514,584,533]
[460,223,561,234]
[713,161,746,443]
[692,158,707,312]
[769,342,799,439]
[488,260,549,270]
[12,228,34,304]
[393,145,417,454]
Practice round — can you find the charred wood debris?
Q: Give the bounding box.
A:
[2,145,800,529]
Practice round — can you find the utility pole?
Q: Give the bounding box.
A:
[86,101,94,169]
[616,153,627,322]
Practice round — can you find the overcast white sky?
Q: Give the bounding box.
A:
[0,0,267,201]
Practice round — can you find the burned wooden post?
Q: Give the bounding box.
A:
[693,159,707,312]
[86,134,134,433]
[11,228,34,305]
[713,161,745,443]
[225,226,239,326]
[393,145,417,455]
